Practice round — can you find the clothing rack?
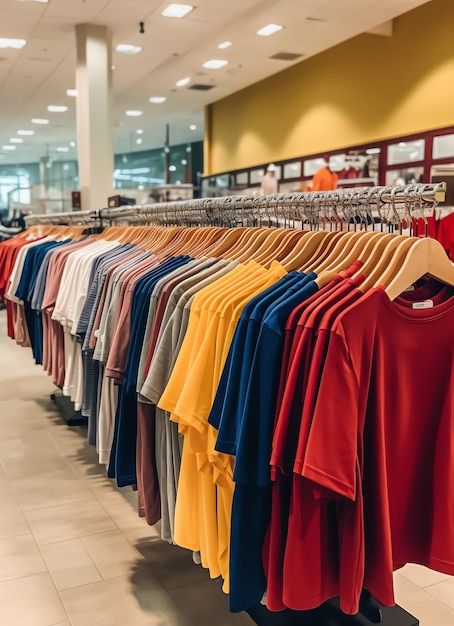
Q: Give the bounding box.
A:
[24,182,446,230]
[22,184,442,626]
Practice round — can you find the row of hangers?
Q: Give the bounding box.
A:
[22,211,454,302]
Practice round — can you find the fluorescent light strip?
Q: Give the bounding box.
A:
[0,38,26,49]
[56,147,69,152]
[149,96,167,104]
[162,4,193,18]
[126,110,143,117]
[31,118,49,125]
[203,59,228,69]
[176,77,190,87]
[257,23,283,36]
[66,89,77,97]
[2,145,16,150]
[9,138,23,143]
[17,130,34,136]
[116,44,142,54]
[47,105,68,112]
[218,41,232,49]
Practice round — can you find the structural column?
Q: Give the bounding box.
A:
[75,24,113,210]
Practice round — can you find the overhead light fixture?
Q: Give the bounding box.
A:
[399,142,407,147]
[115,44,142,54]
[66,89,77,97]
[218,41,232,49]
[17,0,48,3]
[149,96,167,104]
[0,38,26,49]
[189,124,197,130]
[203,59,228,69]
[9,138,23,143]
[366,148,381,155]
[70,141,76,147]
[2,145,16,150]
[162,4,194,18]
[126,110,143,116]
[181,159,188,165]
[56,147,69,152]
[111,65,116,70]
[31,118,49,124]
[17,130,34,136]
[136,138,143,145]
[257,24,283,36]
[136,129,144,134]
[169,165,177,172]
[47,105,68,112]
[176,77,190,87]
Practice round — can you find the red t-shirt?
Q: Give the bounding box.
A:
[301,286,454,609]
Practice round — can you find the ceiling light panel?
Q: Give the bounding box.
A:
[116,44,142,54]
[257,24,283,36]
[218,41,232,49]
[17,130,34,136]
[56,147,69,152]
[176,77,190,87]
[2,145,16,150]
[66,89,77,97]
[0,38,26,49]
[126,110,143,116]
[9,138,23,143]
[149,97,167,104]
[47,105,68,112]
[203,59,228,69]
[31,118,49,124]
[162,4,194,18]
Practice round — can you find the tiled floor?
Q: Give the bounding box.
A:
[0,309,453,625]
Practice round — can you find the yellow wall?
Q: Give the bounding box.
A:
[205,0,454,175]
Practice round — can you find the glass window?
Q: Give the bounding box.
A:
[433,134,454,160]
[250,168,265,184]
[236,172,248,185]
[385,167,424,186]
[387,139,425,165]
[304,157,327,177]
[283,161,301,179]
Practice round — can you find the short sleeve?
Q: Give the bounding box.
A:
[301,330,359,501]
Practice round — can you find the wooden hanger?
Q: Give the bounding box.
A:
[384,237,454,300]
[281,231,334,272]
[202,227,252,258]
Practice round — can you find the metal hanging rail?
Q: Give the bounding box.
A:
[24,182,446,228]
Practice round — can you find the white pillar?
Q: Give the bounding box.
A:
[75,24,113,210]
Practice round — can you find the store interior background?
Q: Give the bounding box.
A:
[1,0,453,221]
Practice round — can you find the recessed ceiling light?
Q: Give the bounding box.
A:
[47,105,68,112]
[169,165,177,172]
[9,138,23,143]
[2,145,16,150]
[17,130,34,136]
[176,77,190,87]
[0,38,26,49]
[56,147,69,152]
[31,118,49,124]
[136,129,144,134]
[149,96,167,104]
[70,141,76,147]
[17,0,48,3]
[66,89,77,97]
[115,44,142,54]
[218,41,232,49]
[126,110,143,116]
[162,4,194,18]
[181,159,188,165]
[136,138,143,145]
[257,24,283,36]
[203,59,228,69]
[189,124,197,130]
[111,65,116,70]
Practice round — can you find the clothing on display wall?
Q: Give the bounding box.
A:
[0,186,453,624]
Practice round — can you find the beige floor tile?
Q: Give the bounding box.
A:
[0,499,30,539]
[98,491,160,544]
[40,537,102,591]
[425,576,454,610]
[399,563,453,588]
[1,451,70,481]
[167,578,254,626]
[61,572,185,626]
[0,533,46,582]
[136,540,210,590]
[0,572,68,626]
[81,529,146,579]
[25,499,117,545]
[394,572,454,626]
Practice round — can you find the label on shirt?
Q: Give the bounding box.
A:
[412,300,434,310]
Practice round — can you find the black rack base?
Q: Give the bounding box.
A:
[51,390,87,426]
[246,599,418,626]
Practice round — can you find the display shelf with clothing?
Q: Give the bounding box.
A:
[2,182,451,626]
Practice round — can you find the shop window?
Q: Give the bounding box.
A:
[304,157,326,177]
[236,172,248,186]
[385,167,424,186]
[283,161,301,179]
[433,134,454,160]
[387,140,424,165]
[250,168,265,184]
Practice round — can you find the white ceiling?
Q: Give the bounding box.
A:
[0,0,431,166]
